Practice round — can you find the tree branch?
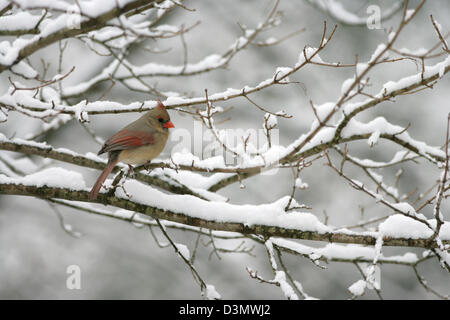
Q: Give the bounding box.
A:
[0,182,448,249]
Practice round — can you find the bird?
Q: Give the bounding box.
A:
[88,100,174,200]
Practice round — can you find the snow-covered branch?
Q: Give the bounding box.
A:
[0,0,165,72]
[1,174,449,249]
[1,0,449,300]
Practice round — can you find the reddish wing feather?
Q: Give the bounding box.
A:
[99,130,155,154]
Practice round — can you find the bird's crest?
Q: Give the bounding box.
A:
[157,99,166,110]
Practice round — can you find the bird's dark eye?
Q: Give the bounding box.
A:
[158,118,164,123]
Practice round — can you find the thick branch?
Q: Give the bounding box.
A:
[0,183,448,249]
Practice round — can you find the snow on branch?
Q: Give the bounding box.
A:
[1,171,449,248]
[0,0,165,72]
[1,0,449,299]
[62,0,292,99]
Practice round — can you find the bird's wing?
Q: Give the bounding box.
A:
[98,129,155,154]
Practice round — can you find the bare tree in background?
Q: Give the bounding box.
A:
[0,0,449,299]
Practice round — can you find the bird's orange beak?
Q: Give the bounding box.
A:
[164,121,175,128]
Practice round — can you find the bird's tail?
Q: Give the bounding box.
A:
[88,158,119,201]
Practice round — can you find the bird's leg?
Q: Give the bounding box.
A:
[126,164,135,178]
[143,160,153,173]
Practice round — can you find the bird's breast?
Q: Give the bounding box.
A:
[118,134,168,165]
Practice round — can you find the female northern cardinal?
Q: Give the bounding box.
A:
[88,100,174,200]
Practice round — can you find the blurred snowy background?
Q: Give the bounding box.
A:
[0,0,449,299]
